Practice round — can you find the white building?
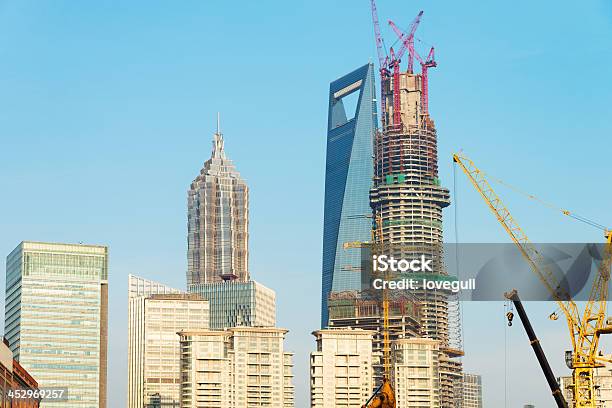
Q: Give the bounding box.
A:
[310,328,375,408]
[179,327,294,408]
[128,273,182,297]
[393,337,441,408]
[462,373,483,408]
[128,275,209,408]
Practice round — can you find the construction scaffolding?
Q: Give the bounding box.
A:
[370,66,464,407]
[328,290,421,387]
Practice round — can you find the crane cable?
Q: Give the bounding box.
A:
[480,169,608,232]
[504,300,509,408]
[452,162,465,350]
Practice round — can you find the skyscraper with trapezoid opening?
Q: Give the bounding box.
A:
[321,63,377,327]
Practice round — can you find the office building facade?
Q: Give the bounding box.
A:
[321,63,377,327]
[5,241,108,408]
[189,280,275,329]
[178,327,294,408]
[187,127,249,286]
[127,275,209,408]
[310,328,375,408]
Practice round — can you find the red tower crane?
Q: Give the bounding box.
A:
[388,47,401,129]
[389,21,437,116]
[418,47,436,116]
[385,12,423,130]
[370,1,424,130]
[388,12,423,74]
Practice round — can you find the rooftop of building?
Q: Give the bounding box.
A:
[18,240,108,253]
[178,326,289,337]
[189,279,276,296]
[311,327,376,337]
[148,293,206,301]
[393,336,440,345]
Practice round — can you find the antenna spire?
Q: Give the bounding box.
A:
[211,113,226,160]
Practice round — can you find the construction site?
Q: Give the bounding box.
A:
[322,2,612,408]
[318,2,466,407]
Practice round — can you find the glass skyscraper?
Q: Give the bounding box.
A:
[189,280,275,329]
[321,63,376,327]
[187,127,249,286]
[5,241,108,408]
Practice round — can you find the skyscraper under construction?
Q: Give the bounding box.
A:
[319,5,464,405]
[369,23,464,407]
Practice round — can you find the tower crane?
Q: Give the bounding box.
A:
[387,13,423,74]
[387,12,423,130]
[416,47,436,117]
[453,152,612,408]
[370,0,390,129]
[370,0,423,131]
[388,47,402,130]
[388,21,437,116]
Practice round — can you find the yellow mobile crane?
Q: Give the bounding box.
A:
[453,152,612,408]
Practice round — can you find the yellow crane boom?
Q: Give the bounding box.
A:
[453,152,612,408]
[343,214,396,407]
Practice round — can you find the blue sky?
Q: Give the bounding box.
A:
[1,1,611,407]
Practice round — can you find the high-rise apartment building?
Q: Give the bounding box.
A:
[189,280,275,329]
[393,338,441,408]
[187,125,249,286]
[392,337,441,407]
[310,328,375,408]
[178,327,294,408]
[321,63,377,327]
[127,275,209,408]
[462,373,483,408]
[5,241,108,408]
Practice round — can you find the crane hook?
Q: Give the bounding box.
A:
[506,311,514,326]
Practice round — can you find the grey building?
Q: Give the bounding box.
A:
[189,280,275,329]
[187,123,249,285]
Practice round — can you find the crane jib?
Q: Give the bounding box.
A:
[453,152,612,408]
